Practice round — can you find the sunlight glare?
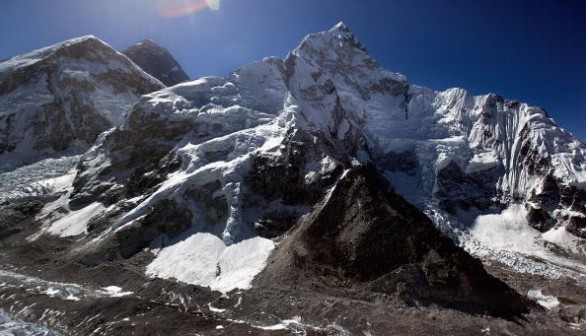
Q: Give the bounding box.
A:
[205,0,221,11]
[156,0,221,18]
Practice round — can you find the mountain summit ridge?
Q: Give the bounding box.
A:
[0,35,164,172]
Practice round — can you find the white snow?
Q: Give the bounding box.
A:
[462,204,586,279]
[469,204,540,254]
[208,304,226,313]
[46,203,105,237]
[543,226,584,254]
[0,156,79,201]
[146,233,274,293]
[527,289,560,309]
[44,288,80,301]
[255,316,304,331]
[465,151,500,174]
[111,120,287,245]
[97,286,133,298]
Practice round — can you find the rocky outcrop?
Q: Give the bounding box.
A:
[123,39,189,86]
[256,165,534,317]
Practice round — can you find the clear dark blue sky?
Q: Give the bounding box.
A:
[1,0,585,140]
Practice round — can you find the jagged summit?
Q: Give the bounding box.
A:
[123,39,189,86]
[292,21,376,63]
[330,21,351,33]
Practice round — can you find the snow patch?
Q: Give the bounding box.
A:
[44,288,80,301]
[527,289,559,309]
[543,226,584,254]
[46,203,105,237]
[97,286,133,298]
[256,316,304,331]
[208,303,226,313]
[462,205,586,279]
[469,204,540,254]
[146,233,275,293]
[465,151,499,174]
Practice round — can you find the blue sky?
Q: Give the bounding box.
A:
[1,0,585,140]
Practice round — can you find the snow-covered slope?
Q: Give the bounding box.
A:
[3,23,585,293]
[285,23,586,244]
[0,35,164,172]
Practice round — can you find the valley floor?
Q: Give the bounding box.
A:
[0,209,584,336]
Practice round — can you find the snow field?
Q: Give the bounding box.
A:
[146,233,275,293]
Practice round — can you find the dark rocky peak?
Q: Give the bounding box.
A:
[123,39,190,86]
[257,164,534,318]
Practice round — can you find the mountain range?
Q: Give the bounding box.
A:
[0,23,585,335]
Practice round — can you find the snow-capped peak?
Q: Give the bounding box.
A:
[1,35,102,75]
[0,35,164,172]
[330,21,351,33]
[291,22,369,63]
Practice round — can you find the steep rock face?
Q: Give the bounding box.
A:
[255,165,533,317]
[68,49,361,264]
[279,23,586,243]
[0,36,164,172]
[68,58,298,262]
[123,39,189,86]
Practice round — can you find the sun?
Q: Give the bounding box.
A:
[156,0,221,18]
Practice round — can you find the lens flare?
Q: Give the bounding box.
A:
[156,0,221,18]
[205,0,221,11]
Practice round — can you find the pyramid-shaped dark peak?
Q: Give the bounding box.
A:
[123,39,189,86]
[135,39,159,47]
[256,164,535,318]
